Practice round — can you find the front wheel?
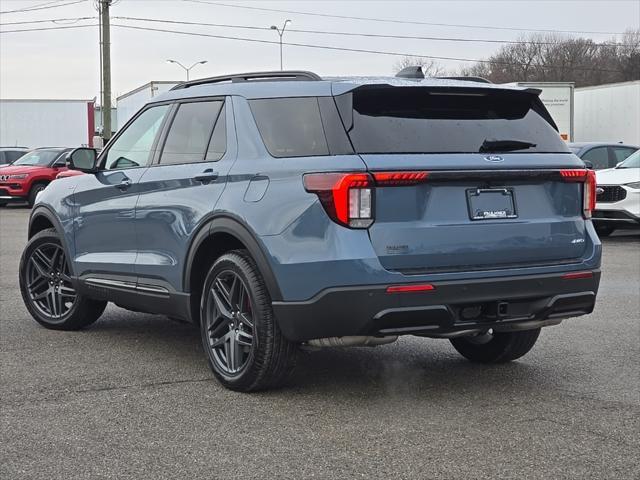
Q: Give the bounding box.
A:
[28,183,47,207]
[19,228,107,330]
[200,250,297,392]
[450,328,541,363]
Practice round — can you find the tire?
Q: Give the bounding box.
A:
[595,225,615,238]
[200,249,297,392]
[28,182,48,207]
[19,228,107,330]
[450,328,541,364]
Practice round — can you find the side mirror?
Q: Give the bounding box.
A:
[583,160,594,169]
[67,148,98,173]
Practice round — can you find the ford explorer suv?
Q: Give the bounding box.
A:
[19,70,601,392]
[0,147,72,207]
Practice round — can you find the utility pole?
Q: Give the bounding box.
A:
[99,0,112,143]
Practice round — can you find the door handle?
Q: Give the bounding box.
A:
[194,169,219,184]
[116,178,132,190]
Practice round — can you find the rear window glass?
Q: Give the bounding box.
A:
[250,97,329,158]
[339,86,570,154]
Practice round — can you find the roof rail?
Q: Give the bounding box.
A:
[436,76,492,84]
[171,70,322,90]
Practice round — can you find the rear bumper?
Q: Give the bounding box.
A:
[273,270,600,341]
[593,209,640,229]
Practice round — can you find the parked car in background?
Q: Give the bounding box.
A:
[569,142,638,170]
[19,71,601,392]
[0,147,30,167]
[0,147,72,207]
[593,150,640,236]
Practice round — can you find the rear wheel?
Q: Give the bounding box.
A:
[450,328,541,363]
[28,182,47,207]
[19,228,107,330]
[200,250,297,392]
[595,225,615,237]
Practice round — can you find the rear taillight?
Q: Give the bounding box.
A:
[304,170,430,228]
[303,173,374,228]
[560,169,596,219]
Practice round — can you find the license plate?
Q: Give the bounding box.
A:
[466,188,518,220]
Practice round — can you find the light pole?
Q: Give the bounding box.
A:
[270,19,291,71]
[166,59,208,81]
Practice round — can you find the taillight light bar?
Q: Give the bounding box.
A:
[560,169,596,219]
[303,173,374,228]
[304,171,429,229]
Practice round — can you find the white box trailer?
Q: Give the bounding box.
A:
[116,81,179,130]
[575,81,640,145]
[514,82,575,141]
[0,99,96,148]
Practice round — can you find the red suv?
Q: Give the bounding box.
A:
[0,148,72,207]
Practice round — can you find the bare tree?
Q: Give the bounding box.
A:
[453,30,640,87]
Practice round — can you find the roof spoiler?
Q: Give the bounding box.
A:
[437,76,492,84]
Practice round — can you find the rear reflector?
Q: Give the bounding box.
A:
[562,271,593,280]
[386,284,436,293]
[373,171,429,186]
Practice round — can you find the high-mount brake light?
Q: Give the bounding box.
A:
[303,173,374,228]
[560,169,596,219]
[373,171,429,186]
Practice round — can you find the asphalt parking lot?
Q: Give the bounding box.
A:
[1,206,638,480]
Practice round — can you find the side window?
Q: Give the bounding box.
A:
[160,101,223,165]
[249,97,329,158]
[104,105,169,170]
[611,147,637,165]
[206,104,226,161]
[581,147,609,170]
[7,151,24,162]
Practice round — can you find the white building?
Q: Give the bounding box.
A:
[0,99,96,148]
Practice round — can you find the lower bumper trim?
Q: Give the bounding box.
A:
[273,271,600,342]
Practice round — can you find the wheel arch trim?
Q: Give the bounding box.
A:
[27,206,76,277]
[183,214,283,302]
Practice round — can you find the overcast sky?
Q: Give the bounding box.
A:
[1,0,638,100]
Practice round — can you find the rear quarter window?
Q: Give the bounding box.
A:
[249,97,329,158]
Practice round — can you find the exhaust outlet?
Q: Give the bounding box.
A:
[307,336,398,348]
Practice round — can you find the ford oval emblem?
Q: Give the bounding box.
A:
[484,155,505,163]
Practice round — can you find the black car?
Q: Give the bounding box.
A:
[0,147,29,166]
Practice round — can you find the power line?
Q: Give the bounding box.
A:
[107,23,625,73]
[0,16,95,26]
[184,0,627,36]
[0,0,86,15]
[109,16,624,48]
[1,15,629,48]
[0,17,626,73]
[0,23,96,33]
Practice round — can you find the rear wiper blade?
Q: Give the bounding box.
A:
[479,139,536,153]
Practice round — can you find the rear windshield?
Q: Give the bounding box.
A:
[338,86,570,154]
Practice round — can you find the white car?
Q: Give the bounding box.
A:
[593,150,640,236]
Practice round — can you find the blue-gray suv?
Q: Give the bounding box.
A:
[19,70,601,391]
